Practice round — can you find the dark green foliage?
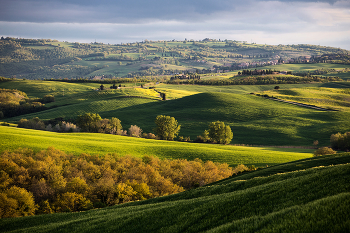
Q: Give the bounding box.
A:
[330,132,350,151]
[76,113,102,132]
[41,95,55,103]
[0,88,50,118]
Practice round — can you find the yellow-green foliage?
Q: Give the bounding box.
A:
[0,147,234,216]
[1,153,349,232]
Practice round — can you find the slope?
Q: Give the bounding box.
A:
[1,153,349,233]
[3,81,350,146]
[0,126,312,166]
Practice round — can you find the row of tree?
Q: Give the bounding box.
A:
[167,75,342,85]
[17,113,234,145]
[0,147,250,217]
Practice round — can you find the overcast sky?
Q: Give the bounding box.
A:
[1,0,349,49]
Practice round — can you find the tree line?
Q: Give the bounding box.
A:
[17,114,234,145]
[167,75,342,85]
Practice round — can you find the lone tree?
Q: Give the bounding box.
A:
[207,121,233,144]
[154,115,180,140]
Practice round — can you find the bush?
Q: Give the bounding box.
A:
[142,133,156,139]
[18,117,45,130]
[128,125,142,137]
[314,147,336,157]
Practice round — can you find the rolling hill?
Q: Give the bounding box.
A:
[3,80,350,146]
[0,126,312,167]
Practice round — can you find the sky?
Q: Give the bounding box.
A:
[1,0,350,50]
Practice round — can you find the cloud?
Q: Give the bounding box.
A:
[2,0,348,23]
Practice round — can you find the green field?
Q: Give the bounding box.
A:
[2,80,350,147]
[1,153,349,232]
[0,126,313,166]
[262,63,350,72]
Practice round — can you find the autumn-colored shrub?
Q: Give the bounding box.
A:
[0,147,236,217]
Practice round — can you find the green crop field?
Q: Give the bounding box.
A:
[261,63,350,72]
[2,80,350,147]
[258,86,350,111]
[0,126,313,166]
[1,152,349,232]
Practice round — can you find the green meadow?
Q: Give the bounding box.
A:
[2,80,350,147]
[262,63,350,72]
[0,126,312,166]
[1,152,349,232]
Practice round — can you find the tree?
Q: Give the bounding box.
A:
[76,113,102,132]
[207,121,233,144]
[154,115,180,140]
[0,186,37,217]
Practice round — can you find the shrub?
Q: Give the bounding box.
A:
[18,117,45,130]
[314,147,336,157]
[128,125,142,137]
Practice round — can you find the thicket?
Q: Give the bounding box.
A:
[330,132,350,151]
[0,147,241,217]
[0,88,55,118]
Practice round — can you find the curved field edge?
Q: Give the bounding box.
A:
[0,126,312,166]
[1,154,349,233]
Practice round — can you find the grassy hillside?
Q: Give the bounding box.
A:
[1,153,349,232]
[0,126,312,166]
[2,80,350,146]
[258,86,350,111]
